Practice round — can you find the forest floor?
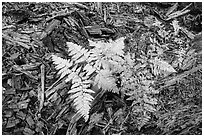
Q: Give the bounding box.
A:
[2,2,202,135]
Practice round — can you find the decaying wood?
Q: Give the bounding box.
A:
[156,64,202,91]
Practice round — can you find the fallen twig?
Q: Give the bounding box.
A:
[38,64,45,112]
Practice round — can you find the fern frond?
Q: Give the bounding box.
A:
[83,64,96,76]
[52,54,95,121]
[70,90,94,121]
[94,69,118,92]
[68,76,94,121]
[109,37,125,56]
[52,55,73,79]
[123,66,158,130]
[67,42,99,77]
[136,111,151,131]
[67,42,91,64]
[89,37,125,59]
[130,91,157,131]
[150,57,176,76]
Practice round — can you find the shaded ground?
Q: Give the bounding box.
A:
[2,2,202,135]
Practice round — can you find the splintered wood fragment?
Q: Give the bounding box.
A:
[2,33,30,49]
[75,11,91,26]
[44,19,61,34]
[75,15,89,38]
[100,28,115,34]
[85,26,115,36]
[95,2,103,15]
[20,30,34,34]
[39,19,61,40]
[111,15,141,23]
[15,37,30,43]
[23,127,35,135]
[46,10,72,22]
[64,16,79,27]
[17,99,30,109]
[13,63,40,71]
[180,27,195,39]
[39,64,45,112]
[166,3,192,21]
[46,81,68,102]
[73,2,89,10]
[85,26,102,35]
[157,64,202,90]
[80,25,89,39]
[12,65,38,80]
[67,113,82,135]
[166,3,178,16]
[6,31,31,41]
[103,6,108,23]
[2,25,16,30]
[15,41,30,49]
[45,77,67,99]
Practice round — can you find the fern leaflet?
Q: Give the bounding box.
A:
[150,57,177,76]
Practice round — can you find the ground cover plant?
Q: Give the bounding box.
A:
[2,2,202,135]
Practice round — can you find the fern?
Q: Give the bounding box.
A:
[88,37,126,93]
[120,53,159,130]
[52,37,160,129]
[125,77,158,130]
[52,38,126,121]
